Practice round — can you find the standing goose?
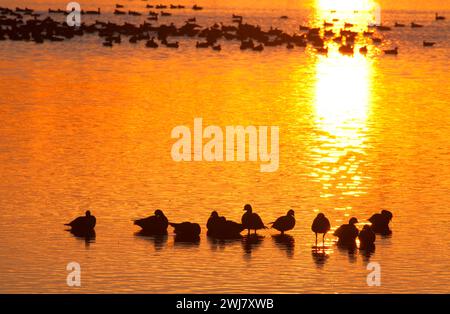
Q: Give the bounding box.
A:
[368,209,393,234]
[134,209,169,235]
[241,204,265,235]
[270,209,295,235]
[65,210,96,234]
[207,212,244,239]
[334,217,359,247]
[358,225,376,250]
[311,213,331,246]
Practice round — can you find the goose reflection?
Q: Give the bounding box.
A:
[271,234,295,258]
[68,229,96,246]
[134,232,168,251]
[311,247,330,268]
[241,234,264,255]
[207,236,241,251]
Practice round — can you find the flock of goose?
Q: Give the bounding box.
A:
[0,5,446,55]
[65,205,393,252]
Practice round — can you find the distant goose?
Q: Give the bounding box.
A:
[423,41,436,47]
[212,44,221,51]
[395,22,405,27]
[134,209,168,235]
[84,8,100,15]
[333,217,359,246]
[368,210,393,234]
[435,13,445,20]
[358,225,376,250]
[411,22,424,28]
[162,39,179,48]
[280,15,288,19]
[241,204,266,235]
[359,46,368,54]
[65,210,96,233]
[207,211,243,239]
[145,37,158,48]
[270,209,295,235]
[384,47,398,55]
[311,213,330,246]
[115,4,124,8]
[170,222,201,239]
[192,5,203,11]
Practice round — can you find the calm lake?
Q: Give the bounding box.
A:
[0,0,449,293]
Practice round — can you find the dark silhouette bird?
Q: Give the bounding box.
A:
[134,209,169,235]
[358,225,376,250]
[65,210,96,234]
[241,204,265,235]
[368,210,393,234]
[170,221,201,240]
[384,47,398,55]
[207,212,244,239]
[411,22,423,28]
[334,217,359,247]
[435,13,445,20]
[270,209,295,235]
[395,22,405,27]
[423,41,436,47]
[359,46,368,54]
[311,213,331,246]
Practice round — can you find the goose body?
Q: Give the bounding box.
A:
[134,209,168,235]
[369,210,393,234]
[384,47,398,55]
[358,225,376,250]
[207,212,244,239]
[311,213,331,246]
[241,204,265,234]
[271,210,295,234]
[334,217,359,246]
[65,210,96,233]
[170,222,201,238]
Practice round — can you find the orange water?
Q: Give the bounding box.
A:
[0,0,449,293]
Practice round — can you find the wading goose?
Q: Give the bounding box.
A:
[207,212,243,239]
[241,204,265,235]
[334,217,359,247]
[368,210,393,234]
[270,210,295,235]
[358,225,376,250]
[311,213,330,246]
[134,209,169,235]
[170,222,201,239]
[65,210,96,233]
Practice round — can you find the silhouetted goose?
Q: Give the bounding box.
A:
[270,210,295,235]
[423,41,436,47]
[212,44,221,51]
[252,44,264,51]
[134,209,168,235]
[368,210,393,234]
[280,16,288,19]
[334,217,359,246]
[114,9,126,15]
[411,22,423,28]
[241,204,266,235]
[311,213,330,246]
[162,39,179,48]
[207,212,244,239]
[85,8,100,15]
[384,47,398,55]
[358,225,376,250]
[192,5,203,11]
[115,4,124,8]
[170,222,201,239]
[395,22,405,27]
[359,46,368,54]
[145,37,158,48]
[161,11,171,16]
[196,41,209,48]
[323,21,333,27]
[65,210,96,233]
[435,13,445,20]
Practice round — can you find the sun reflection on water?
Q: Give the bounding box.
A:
[310,1,374,200]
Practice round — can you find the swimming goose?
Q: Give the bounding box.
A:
[423,41,436,47]
[145,37,158,48]
[65,210,96,233]
[334,217,359,246]
[241,204,265,235]
[411,22,423,28]
[368,210,393,234]
[270,210,295,235]
[358,225,376,250]
[311,213,330,246]
[384,47,398,55]
[435,13,445,20]
[134,209,168,235]
[395,22,405,27]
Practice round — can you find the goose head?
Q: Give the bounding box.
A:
[243,204,252,213]
[287,209,295,216]
[349,217,358,225]
[154,209,164,217]
[85,210,91,217]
